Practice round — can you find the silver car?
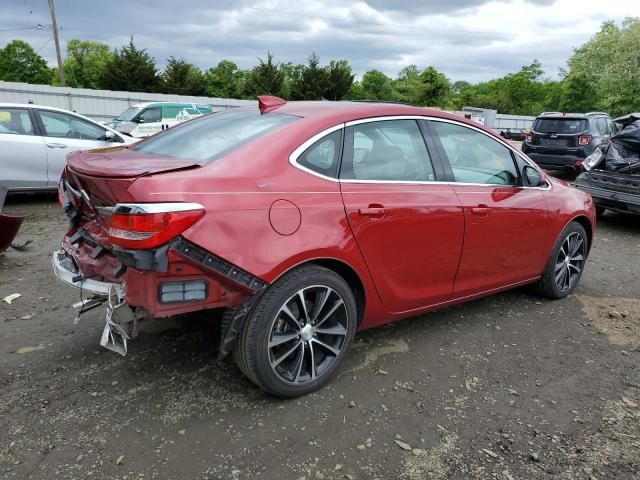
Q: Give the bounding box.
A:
[0,103,137,192]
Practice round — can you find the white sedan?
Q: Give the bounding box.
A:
[0,103,138,192]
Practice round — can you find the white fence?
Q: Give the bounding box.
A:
[0,81,255,121]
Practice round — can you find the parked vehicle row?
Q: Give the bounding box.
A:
[52,97,595,397]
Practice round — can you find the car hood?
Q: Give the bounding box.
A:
[66,147,200,178]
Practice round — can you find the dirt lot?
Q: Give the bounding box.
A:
[1,195,639,480]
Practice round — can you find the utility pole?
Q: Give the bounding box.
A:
[48,0,65,86]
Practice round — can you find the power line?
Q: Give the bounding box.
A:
[35,35,53,53]
[242,5,592,38]
[0,24,51,33]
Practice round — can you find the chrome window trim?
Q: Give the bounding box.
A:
[288,123,345,182]
[288,115,550,191]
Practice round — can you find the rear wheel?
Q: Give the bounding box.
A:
[233,265,357,397]
[536,222,588,299]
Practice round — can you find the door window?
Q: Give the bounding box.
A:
[140,107,162,123]
[38,110,108,140]
[595,117,608,136]
[342,120,435,181]
[0,108,34,135]
[431,121,520,186]
[297,129,342,178]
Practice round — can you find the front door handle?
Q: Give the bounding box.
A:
[358,204,386,216]
[46,143,68,149]
[470,204,490,216]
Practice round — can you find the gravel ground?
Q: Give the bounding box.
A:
[1,194,639,480]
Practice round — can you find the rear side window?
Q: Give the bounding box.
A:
[0,108,34,135]
[341,120,435,181]
[132,110,298,163]
[533,118,588,134]
[297,129,343,178]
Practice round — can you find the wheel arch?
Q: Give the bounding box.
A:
[273,257,366,328]
[570,215,594,253]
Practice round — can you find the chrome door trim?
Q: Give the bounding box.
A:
[288,115,551,191]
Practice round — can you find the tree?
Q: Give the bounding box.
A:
[205,60,245,98]
[0,39,53,84]
[99,39,160,92]
[290,52,328,100]
[63,39,113,89]
[324,60,354,100]
[359,69,393,100]
[245,52,285,97]
[419,66,450,106]
[563,18,640,116]
[161,57,206,95]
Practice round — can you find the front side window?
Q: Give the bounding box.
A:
[0,108,34,135]
[341,119,435,181]
[431,121,520,186]
[140,107,161,123]
[132,109,298,164]
[38,110,108,140]
[116,107,142,121]
[297,129,342,178]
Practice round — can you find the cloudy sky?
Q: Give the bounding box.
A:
[0,0,635,83]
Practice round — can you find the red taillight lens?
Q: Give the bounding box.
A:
[108,205,204,249]
[578,135,592,146]
[525,133,532,143]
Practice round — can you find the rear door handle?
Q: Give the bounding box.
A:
[46,143,68,149]
[470,204,490,216]
[358,204,385,216]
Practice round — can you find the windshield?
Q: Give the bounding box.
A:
[131,109,298,163]
[116,107,142,121]
[534,118,588,134]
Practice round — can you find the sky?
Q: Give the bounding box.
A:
[0,0,635,83]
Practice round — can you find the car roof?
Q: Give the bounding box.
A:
[264,100,476,127]
[536,113,607,119]
[129,102,212,108]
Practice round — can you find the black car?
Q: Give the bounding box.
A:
[522,112,617,172]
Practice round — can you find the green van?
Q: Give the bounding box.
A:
[108,102,213,138]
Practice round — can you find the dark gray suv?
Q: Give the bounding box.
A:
[522,112,616,172]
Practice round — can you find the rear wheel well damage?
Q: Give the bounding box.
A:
[217,258,366,359]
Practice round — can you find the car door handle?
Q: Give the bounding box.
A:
[358,204,386,216]
[46,143,68,149]
[470,204,490,216]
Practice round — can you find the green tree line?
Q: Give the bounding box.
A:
[0,17,638,117]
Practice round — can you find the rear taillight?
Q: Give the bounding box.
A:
[578,135,592,146]
[108,203,204,249]
[525,133,532,143]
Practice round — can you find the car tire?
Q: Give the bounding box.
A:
[233,265,357,397]
[536,221,588,299]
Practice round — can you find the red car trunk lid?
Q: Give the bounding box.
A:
[66,147,199,178]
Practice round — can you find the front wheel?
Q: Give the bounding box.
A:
[536,221,588,299]
[233,265,357,397]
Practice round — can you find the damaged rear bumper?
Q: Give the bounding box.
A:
[52,249,117,296]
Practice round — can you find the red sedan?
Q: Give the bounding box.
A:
[53,97,595,397]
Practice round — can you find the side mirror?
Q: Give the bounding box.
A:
[137,117,145,123]
[523,165,544,187]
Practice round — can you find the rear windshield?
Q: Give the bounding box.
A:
[132,110,298,163]
[533,118,588,134]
